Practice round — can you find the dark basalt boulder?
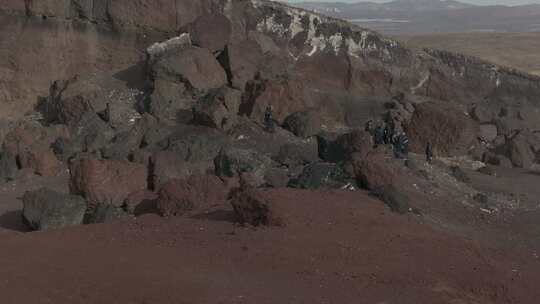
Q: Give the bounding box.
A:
[290,162,353,190]
[282,110,322,139]
[275,140,319,168]
[354,147,401,191]
[507,133,535,168]
[151,46,227,93]
[214,147,275,187]
[0,151,17,182]
[22,188,86,231]
[17,146,62,177]
[192,87,242,130]
[123,190,159,216]
[40,74,142,131]
[84,203,130,224]
[156,175,228,217]
[189,13,232,53]
[229,188,284,227]
[406,101,478,157]
[450,166,471,184]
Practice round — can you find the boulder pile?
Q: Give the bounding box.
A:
[0,0,539,230]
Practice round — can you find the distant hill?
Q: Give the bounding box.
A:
[294,0,540,34]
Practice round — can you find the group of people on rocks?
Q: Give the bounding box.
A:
[263,106,433,162]
[366,119,434,163]
[365,119,410,159]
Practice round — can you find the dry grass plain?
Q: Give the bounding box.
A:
[398,32,540,76]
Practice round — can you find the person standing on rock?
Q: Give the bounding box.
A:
[373,124,385,146]
[365,120,374,135]
[393,132,409,158]
[384,119,395,145]
[264,105,275,133]
[426,142,433,163]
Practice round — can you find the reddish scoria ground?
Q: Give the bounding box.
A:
[0,189,538,304]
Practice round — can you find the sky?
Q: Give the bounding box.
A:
[284,0,540,5]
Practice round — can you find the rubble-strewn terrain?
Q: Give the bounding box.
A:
[1,0,540,302]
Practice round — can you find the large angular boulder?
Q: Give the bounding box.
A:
[192,87,242,130]
[148,42,228,123]
[406,101,478,156]
[22,188,86,231]
[229,188,284,227]
[18,147,62,177]
[152,46,227,93]
[228,119,320,166]
[189,13,232,53]
[84,203,129,224]
[148,126,231,189]
[354,148,400,191]
[507,133,535,168]
[40,74,142,130]
[227,39,263,90]
[101,114,160,160]
[66,113,116,154]
[69,158,148,207]
[479,124,498,142]
[317,132,345,163]
[483,152,513,168]
[2,121,50,157]
[290,162,352,190]
[123,190,159,216]
[275,140,319,168]
[214,147,274,186]
[282,110,322,138]
[2,121,68,175]
[471,104,496,123]
[317,130,373,163]
[156,175,227,217]
[148,81,194,124]
[0,151,17,182]
[150,151,201,190]
[336,130,374,160]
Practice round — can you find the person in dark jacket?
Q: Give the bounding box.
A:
[365,120,374,135]
[426,141,433,163]
[373,125,385,146]
[384,120,395,144]
[264,105,274,133]
[393,132,409,158]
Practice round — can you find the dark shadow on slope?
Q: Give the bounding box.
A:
[0,210,31,232]
[191,209,237,223]
[112,61,147,90]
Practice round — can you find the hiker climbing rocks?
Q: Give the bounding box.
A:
[426,142,433,163]
[373,125,385,145]
[384,118,395,144]
[264,105,275,133]
[393,132,409,158]
[365,120,374,135]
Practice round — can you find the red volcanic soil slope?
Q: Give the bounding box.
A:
[0,189,539,304]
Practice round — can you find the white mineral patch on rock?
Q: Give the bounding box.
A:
[146,33,192,60]
[411,73,430,94]
[253,0,398,58]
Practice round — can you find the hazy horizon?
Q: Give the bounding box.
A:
[284,0,540,6]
